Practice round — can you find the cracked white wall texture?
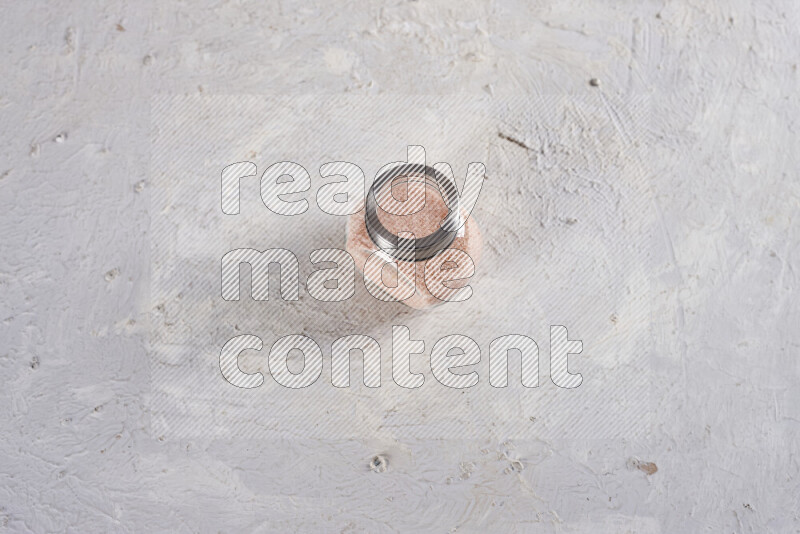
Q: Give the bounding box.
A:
[0,0,798,532]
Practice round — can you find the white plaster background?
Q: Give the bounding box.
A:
[0,1,798,532]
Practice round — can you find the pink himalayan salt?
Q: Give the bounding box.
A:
[345,179,482,309]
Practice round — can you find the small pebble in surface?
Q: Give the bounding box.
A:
[628,457,658,475]
[369,455,388,473]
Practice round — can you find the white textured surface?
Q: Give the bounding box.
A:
[1,1,798,532]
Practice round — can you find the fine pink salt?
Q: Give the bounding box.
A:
[346,177,482,309]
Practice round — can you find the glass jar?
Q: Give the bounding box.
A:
[345,164,482,309]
